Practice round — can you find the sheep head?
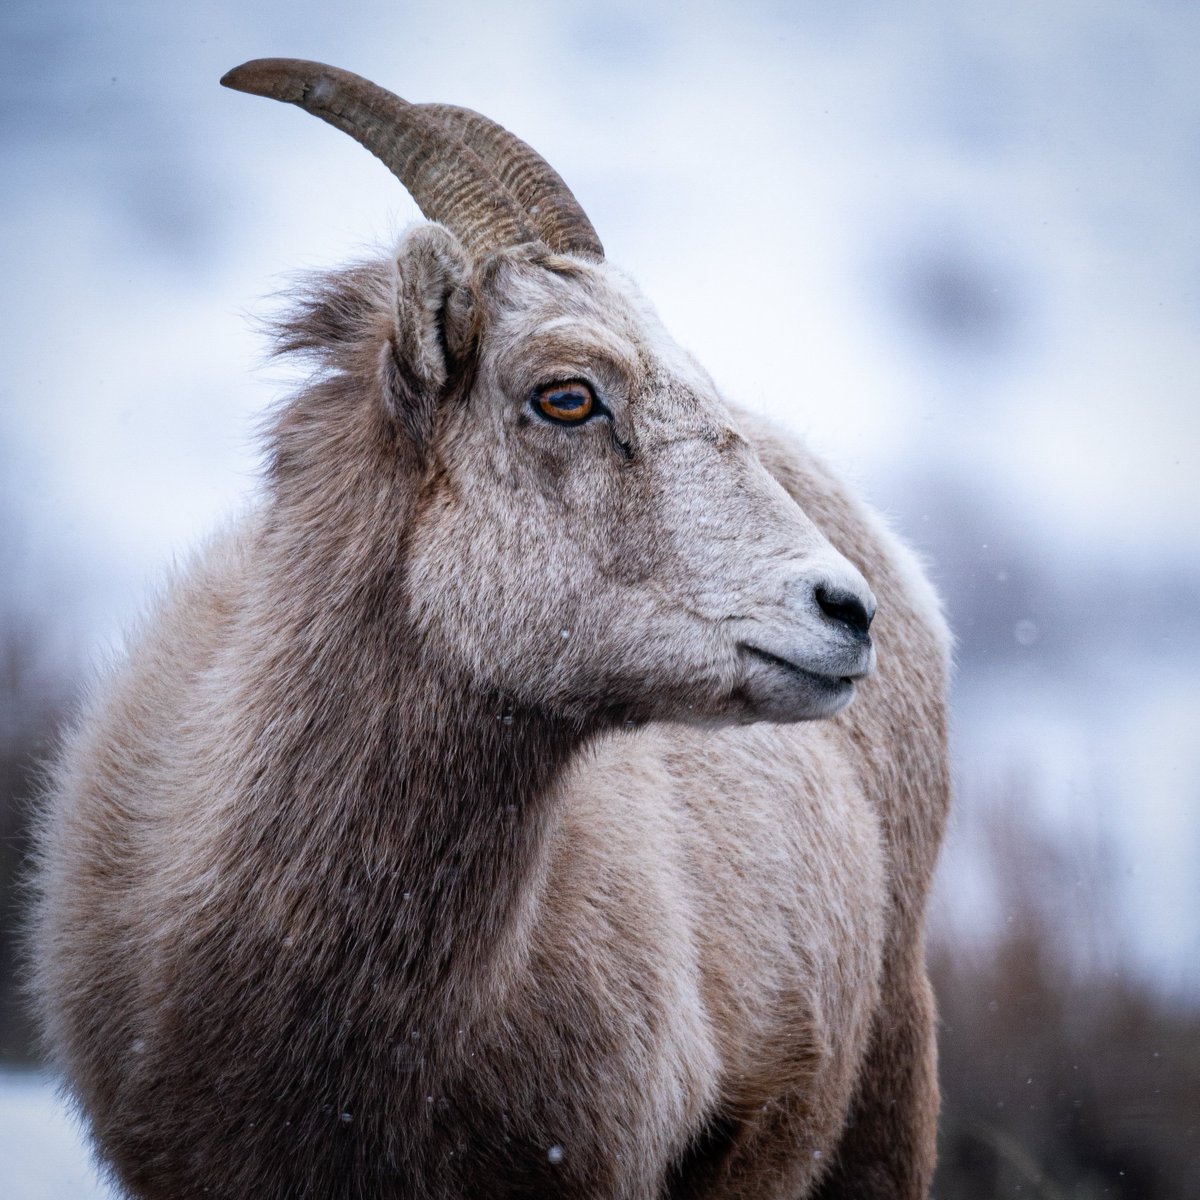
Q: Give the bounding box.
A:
[224,59,875,727]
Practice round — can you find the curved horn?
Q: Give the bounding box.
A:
[220,59,539,255]
[421,104,604,260]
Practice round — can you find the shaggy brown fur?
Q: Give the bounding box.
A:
[32,215,950,1195]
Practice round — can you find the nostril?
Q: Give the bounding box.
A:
[815,584,875,640]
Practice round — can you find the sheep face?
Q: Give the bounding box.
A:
[392,230,875,726]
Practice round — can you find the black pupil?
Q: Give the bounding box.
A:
[547,388,586,412]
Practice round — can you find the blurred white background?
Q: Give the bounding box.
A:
[2,1,1197,1195]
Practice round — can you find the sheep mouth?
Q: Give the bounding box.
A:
[738,644,859,692]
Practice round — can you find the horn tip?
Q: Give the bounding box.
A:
[220,58,323,99]
[220,59,279,96]
[220,59,265,93]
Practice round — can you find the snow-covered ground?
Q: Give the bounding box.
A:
[0,1073,115,1200]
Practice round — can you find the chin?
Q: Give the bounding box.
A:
[745,677,857,723]
[728,664,860,724]
[641,678,856,730]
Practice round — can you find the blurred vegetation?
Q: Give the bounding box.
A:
[0,496,83,1064]
[930,801,1200,1198]
[1,617,76,1066]
[933,937,1200,1198]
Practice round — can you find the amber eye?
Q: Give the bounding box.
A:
[533,381,596,424]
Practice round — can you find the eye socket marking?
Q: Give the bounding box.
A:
[532,380,598,425]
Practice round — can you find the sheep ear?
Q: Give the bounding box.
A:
[381,224,474,449]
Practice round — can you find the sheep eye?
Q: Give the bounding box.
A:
[533,382,596,425]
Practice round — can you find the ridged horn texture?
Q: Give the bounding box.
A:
[421,104,604,260]
[220,58,540,255]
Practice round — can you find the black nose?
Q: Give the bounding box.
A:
[816,584,875,640]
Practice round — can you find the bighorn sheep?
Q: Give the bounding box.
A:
[32,59,951,1199]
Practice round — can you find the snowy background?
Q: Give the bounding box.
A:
[2,0,1197,1195]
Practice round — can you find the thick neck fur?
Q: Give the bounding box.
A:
[203,368,592,1089]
